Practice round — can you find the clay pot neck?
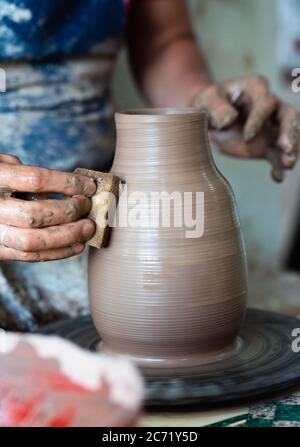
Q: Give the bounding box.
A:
[113,109,214,179]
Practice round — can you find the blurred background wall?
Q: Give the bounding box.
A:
[112,0,300,312]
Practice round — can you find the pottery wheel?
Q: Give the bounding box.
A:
[39,308,300,407]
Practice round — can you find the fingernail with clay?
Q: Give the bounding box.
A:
[244,127,257,143]
[85,178,97,196]
[73,243,85,254]
[83,220,95,239]
[221,112,237,128]
[271,168,284,183]
[278,135,293,153]
[213,110,237,129]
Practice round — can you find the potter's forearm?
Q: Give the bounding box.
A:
[127,0,212,107]
[138,36,211,107]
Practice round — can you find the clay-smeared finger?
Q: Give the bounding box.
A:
[0,164,96,197]
[266,147,285,182]
[0,195,92,228]
[223,75,277,141]
[277,103,300,168]
[224,74,270,104]
[0,219,95,252]
[243,94,278,142]
[194,85,238,129]
[0,243,86,262]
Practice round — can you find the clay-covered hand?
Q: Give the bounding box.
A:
[192,74,300,181]
[0,154,96,261]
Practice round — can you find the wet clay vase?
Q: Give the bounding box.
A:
[88,109,248,368]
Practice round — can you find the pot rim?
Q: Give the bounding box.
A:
[115,108,207,123]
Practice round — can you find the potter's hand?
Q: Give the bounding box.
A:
[0,154,96,261]
[192,74,300,182]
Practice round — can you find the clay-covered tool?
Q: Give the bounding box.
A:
[74,168,121,248]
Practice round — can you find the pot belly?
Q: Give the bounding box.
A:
[88,229,247,368]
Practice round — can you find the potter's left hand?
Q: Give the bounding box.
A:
[192,74,300,182]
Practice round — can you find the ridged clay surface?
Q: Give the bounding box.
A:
[89,109,248,368]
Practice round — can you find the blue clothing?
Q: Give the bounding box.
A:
[0,1,128,330]
[0,0,127,170]
[0,0,125,60]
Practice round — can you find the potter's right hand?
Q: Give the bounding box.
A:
[0,154,96,262]
[192,75,300,182]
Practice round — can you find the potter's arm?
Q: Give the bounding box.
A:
[127,0,300,182]
[126,0,211,107]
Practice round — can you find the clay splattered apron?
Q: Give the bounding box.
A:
[0,0,128,330]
